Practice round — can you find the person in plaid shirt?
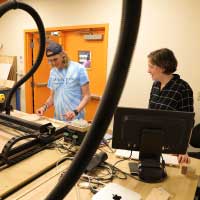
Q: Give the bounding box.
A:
[147,48,194,164]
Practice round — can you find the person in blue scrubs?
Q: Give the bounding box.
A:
[36,42,91,121]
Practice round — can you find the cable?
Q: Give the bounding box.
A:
[78,161,129,194]
[45,1,142,199]
[105,161,140,182]
[1,134,38,164]
[99,139,115,153]
[0,1,46,114]
[110,151,133,180]
[112,150,133,169]
[45,138,77,155]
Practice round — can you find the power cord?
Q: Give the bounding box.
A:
[99,139,115,153]
[112,150,133,169]
[78,160,130,194]
[45,139,77,155]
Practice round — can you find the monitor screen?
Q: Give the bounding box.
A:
[112,107,194,154]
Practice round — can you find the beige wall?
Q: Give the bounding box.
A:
[119,0,200,124]
[0,0,200,123]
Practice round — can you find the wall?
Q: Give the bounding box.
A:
[0,0,122,112]
[0,0,200,124]
[119,0,200,124]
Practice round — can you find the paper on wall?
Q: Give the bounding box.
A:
[0,63,12,80]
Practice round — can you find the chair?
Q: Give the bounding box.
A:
[188,124,200,200]
[189,124,200,159]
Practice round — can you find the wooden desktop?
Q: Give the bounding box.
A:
[0,111,199,200]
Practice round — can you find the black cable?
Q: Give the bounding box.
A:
[105,161,140,182]
[46,140,77,154]
[57,143,76,155]
[111,151,132,179]
[81,165,113,183]
[1,134,38,164]
[112,150,133,169]
[0,0,46,114]
[78,162,128,194]
[45,1,142,199]
[79,164,114,194]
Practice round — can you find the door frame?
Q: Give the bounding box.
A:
[24,24,109,114]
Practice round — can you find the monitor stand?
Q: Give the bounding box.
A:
[130,129,167,183]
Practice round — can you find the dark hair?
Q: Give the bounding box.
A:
[148,48,177,74]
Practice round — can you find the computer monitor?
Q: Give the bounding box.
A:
[112,107,194,182]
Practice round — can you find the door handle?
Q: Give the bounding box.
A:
[91,94,101,100]
[34,82,48,87]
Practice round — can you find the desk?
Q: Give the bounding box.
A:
[3,149,200,200]
[0,111,200,200]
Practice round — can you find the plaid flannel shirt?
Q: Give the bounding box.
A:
[149,74,193,112]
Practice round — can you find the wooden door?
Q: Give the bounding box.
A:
[63,28,107,121]
[0,0,7,3]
